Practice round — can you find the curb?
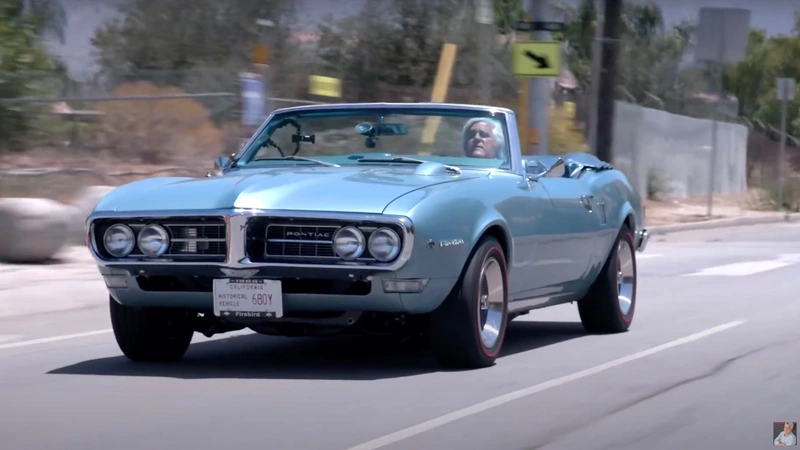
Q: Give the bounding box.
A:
[649,212,800,235]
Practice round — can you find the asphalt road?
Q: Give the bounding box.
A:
[1,222,799,450]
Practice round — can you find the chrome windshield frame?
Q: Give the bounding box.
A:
[232,102,524,177]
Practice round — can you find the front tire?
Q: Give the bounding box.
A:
[430,236,509,369]
[109,297,194,362]
[577,225,637,333]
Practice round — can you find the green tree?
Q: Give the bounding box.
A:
[316,0,481,100]
[0,0,61,145]
[726,15,800,137]
[494,0,525,35]
[90,0,298,87]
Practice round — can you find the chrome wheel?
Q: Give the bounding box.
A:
[477,256,505,349]
[616,239,635,316]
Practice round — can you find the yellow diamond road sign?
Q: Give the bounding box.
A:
[309,75,342,98]
[512,41,561,78]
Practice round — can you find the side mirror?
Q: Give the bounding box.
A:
[522,158,547,181]
[214,156,231,171]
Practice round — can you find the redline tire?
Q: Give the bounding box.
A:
[577,225,637,333]
[430,236,509,369]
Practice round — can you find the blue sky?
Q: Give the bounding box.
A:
[46,0,799,80]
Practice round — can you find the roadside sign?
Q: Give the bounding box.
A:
[777,78,796,101]
[251,43,270,65]
[512,41,561,78]
[308,75,342,98]
[695,8,750,63]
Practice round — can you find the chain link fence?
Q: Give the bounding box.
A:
[1,0,798,212]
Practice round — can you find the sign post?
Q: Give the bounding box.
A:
[254,18,276,119]
[475,0,494,104]
[776,77,796,210]
[420,43,458,154]
[239,72,265,128]
[694,7,751,217]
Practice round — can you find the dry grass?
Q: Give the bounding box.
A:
[93,81,226,164]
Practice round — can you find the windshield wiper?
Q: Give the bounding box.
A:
[356,156,461,174]
[252,155,340,167]
[356,156,426,164]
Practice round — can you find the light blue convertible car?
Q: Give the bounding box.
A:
[87,102,649,369]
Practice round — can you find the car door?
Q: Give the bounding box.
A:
[535,162,603,291]
[496,169,560,298]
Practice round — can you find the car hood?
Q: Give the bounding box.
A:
[107,165,486,214]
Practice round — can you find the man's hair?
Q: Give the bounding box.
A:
[787,422,794,428]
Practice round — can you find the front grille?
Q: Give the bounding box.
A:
[265,224,338,258]
[164,223,226,257]
[92,216,227,262]
[246,217,404,265]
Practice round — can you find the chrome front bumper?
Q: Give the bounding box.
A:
[635,228,650,252]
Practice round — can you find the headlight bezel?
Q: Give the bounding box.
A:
[102,224,136,258]
[367,227,401,262]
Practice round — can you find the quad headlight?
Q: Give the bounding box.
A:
[333,226,365,260]
[103,224,135,257]
[368,227,401,262]
[137,224,170,257]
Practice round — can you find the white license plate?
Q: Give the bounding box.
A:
[212,278,284,319]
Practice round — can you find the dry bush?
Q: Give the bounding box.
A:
[94,82,223,164]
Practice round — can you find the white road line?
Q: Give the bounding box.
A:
[685,254,800,277]
[0,329,112,350]
[637,253,663,260]
[345,319,746,450]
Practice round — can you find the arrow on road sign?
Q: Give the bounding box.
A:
[524,50,550,69]
[511,41,561,77]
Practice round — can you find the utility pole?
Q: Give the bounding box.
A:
[527,0,551,154]
[476,0,494,104]
[587,0,604,153]
[776,77,795,210]
[594,0,622,163]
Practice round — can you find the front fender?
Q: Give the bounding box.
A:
[385,175,515,281]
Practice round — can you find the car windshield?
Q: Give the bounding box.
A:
[234,106,512,170]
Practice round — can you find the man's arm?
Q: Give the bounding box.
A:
[776,432,785,445]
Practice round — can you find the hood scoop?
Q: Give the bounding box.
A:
[413,161,461,176]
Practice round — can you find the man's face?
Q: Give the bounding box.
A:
[785,423,793,435]
[465,121,497,158]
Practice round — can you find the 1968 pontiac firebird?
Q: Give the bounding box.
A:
[86,102,649,369]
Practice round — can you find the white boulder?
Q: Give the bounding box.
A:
[0,198,72,263]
